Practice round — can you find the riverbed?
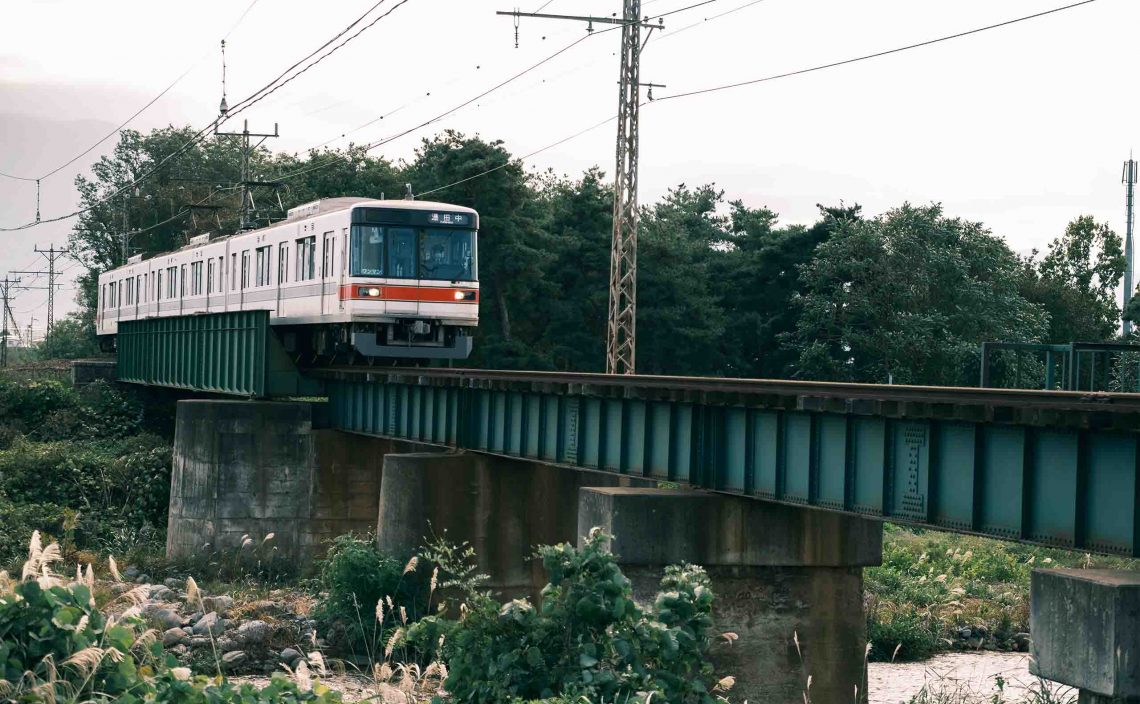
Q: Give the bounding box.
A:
[869,652,1075,703]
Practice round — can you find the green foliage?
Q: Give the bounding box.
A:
[0,579,341,703]
[428,530,719,704]
[0,579,147,700]
[0,501,75,569]
[791,203,1048,385]
[866,525,1140,661]
[312,534,424,660]
[36,314,100,360]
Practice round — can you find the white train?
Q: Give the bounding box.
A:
[96,196,479,360]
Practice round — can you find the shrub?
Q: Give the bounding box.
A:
[416,529,721,704]
[867,603,941,661]
[312,534,425,660]
[0,501,75,568]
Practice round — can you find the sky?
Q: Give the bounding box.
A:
[1,0,1137,335]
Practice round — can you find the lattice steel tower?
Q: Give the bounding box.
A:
[605,0,642,375]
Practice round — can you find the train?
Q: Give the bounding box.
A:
[96,196,480,361]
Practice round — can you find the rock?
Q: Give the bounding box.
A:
[236,620,271,645]
[137,574,151,584]
[218,636,242,653]
[245,600,283,619]
[192,612,224,637]
[280,648,302,666]
[164,578,182,590]
[222,651,248,669]
[202,596,234,614]
[144,605,183,630]
[149,586,177,602]
[189,636,212,648]
[162,627,188,648]
[124,566,141,580]
[169,644,188,656]
[957,627,972,639]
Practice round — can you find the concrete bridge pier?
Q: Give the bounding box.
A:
[578,487,883,704]
[166,399,426,566]
[1031,569,1140,703]
[375,452,647,601]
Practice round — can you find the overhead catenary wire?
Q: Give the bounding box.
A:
[0,0,415,232]
[655,0,1101,102]
[414,0,1108,197]
[0,0,265,183]
[271,0,724,186]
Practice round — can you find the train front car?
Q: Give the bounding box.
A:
[344,200,479,360]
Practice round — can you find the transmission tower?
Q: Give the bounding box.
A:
[1124,157,1137,336]
[0,276,21,367]
[11,244,65,334]
[496,4,662,374]
[215,119,280,231]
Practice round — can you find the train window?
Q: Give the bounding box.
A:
[241,251,250,289]
[231,254,237,291]
[256,246,271,286]
[420,229,477,281]
[166,267,177,299]
[322,232,333,277]
[207,260,215,294]
[296,236,316,281]
[156,271,163,301]
[218,257,224,292]
[350,225,384,276]
[388,227,416,279]
[278,243,288,283]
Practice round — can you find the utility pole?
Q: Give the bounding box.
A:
[215,119,280,231]
[0,276,21,367]
[12,245,65,335]
[26,317,35,348]
[35,245,65,333]
[1124,157,1137,336]
[496,5,662,375]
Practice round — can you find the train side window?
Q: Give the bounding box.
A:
[296,236,316,281]
[241,251,250,289]
[207,260,214,294]
[278,243,288,283]
[256,246,271,286]
[322,232,333,277]
[180,265,187,298]
[156,271,162,301]
[167,266,177,299]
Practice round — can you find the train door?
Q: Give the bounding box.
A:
[321,230,334,316]
[339,227,347,313]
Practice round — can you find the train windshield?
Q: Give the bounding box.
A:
[350,225,477,281]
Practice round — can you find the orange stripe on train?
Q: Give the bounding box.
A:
[338,284,479,303]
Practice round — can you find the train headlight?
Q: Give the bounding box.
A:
[454,291,465,300]
[357,287,381,297]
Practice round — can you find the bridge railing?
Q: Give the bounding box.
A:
[980,341,1140,392]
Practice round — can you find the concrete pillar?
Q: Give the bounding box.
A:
[167,399,425,567]
[1030,569,1140,703]
[376,452,648,601]
[578,487,883,704]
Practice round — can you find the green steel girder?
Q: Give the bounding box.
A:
[117,311,321,398]
[323,371,1140,556]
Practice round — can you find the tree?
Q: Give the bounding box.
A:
[534,168,613,372]
[635,185,727,376]
[710,203,854,378]
[36,314,100,360]
[789,203,1047,385]
[1022,216,1125,342]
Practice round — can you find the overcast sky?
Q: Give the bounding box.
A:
[1,0,1136,332]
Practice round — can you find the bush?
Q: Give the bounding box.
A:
[866,604,940,662]
[413,529,721,704]
[0,501,76,568]
[0,575,341,703]
[312,534,425,660]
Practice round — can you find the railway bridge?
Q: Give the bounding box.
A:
[107,311,1140,703]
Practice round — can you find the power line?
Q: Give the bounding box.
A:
[0,0,414,232]
[656,0,1101,102]
[0,0,266,183]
